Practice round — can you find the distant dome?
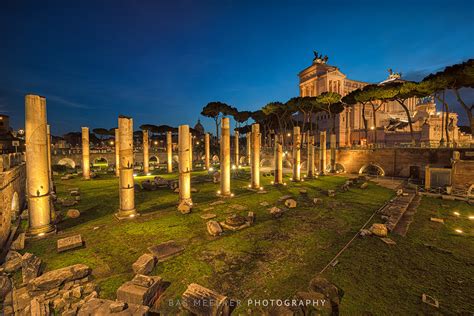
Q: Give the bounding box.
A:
[194,119,204,134]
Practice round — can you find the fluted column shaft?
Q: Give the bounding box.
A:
[234,131,239,166]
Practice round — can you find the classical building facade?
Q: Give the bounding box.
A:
[298,53,472,147]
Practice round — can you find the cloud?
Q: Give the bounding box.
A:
[47,95,90,109]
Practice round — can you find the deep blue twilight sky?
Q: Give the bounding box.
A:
[1,0,473,135]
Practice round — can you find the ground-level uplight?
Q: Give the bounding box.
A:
[454,229,463,234]
[453,211,460,217]
[469,215,474,220]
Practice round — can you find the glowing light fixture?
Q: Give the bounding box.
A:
[454,229,463,234]
[453,211,460,217]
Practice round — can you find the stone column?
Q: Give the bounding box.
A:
[307,135,315,178]
[220,117,231,196]
[81,127,90,180]
[424,166,431,190]
[116,116,138,219]
[330,133,336,172]
[346,108,352,147]
[234,131,239,167]
[319,131,327,175]
[292,126,301,181]
[167,131,173,173]
[178,125,192,204]
[25,95,55,236]
[46,125,53,191]
[189,133,193,171]
[246,132,251,165]
[143,130,149,174]
[250,124,260,189]
[274,136,283,184]
[115,128,120,177]
[204,133,210,170]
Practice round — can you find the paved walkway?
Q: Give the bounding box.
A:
[392,194,421,237]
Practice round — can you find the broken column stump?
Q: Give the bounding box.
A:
[181,283,232,316]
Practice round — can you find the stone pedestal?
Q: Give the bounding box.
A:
[116,116,138,219]
[204,133,210,170]
[81,127,90,180]
[143,130,149,174]
[308,136,315,177]
[25,95,55,237]
[330,133,336,173]
[166,131,173,173]
[220,118,231,196]
[234,131,239,167]
[115,128,120,177]
[274,136,283,184]
[178,125,192,205]
[292,126,301,182]
[246,132,251,165]
[250,124,260,189]
[319,131,327,175]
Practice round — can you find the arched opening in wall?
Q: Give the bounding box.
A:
[93,157,108,168]
[283,159,292,169]
[359,163,385,176]
[212,155,219,163]
[149,156,159,165]
[11,191,20,220]
[239,156,247,165]
[173,155,179,163]
[55,158,76,172]
[325,163,345,174]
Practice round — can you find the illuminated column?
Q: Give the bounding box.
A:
[274,136,283,184]
[308,136,315,178]
[292,126,301,181]
[220,118,231,196]
[115,128,120,177]
[330,133,336,173]
[143,130,149,174]
[178,125,192,204]
[167,131,173,173]
[319,131,327,175]
[346,108,352,147]
[116,116,138,219]
[234,131,239,167]
[250,124,260,189]
[81,127,90,180]
[246,132,251,165]
[25,95,55,236]
[204,133,210,170]
[46,125,53,191]
[189,133,193,171]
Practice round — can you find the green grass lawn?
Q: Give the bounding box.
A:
[21,167,473,314]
